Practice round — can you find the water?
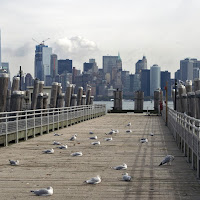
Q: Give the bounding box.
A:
[94,100,173,111]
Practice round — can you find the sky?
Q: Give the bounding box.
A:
[1,0,200,78]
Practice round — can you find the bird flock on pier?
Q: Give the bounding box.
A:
[8,121,175,196]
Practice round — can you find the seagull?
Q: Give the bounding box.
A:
[159,155,175,166]
[105,137,112,141]
[53,141,61,145]
[127,122,131,126]
[71,152,83,156]
[140,138,148,143]
[89,136,97,140]
[122,173,132,181]
[54,133,61,136]
[30,186,53,196]
[113,163,127,170]
[9,160,19,166]
[111,129,119,134]
[150,133,154,136]
[57,144,68,149]
[85,175,101,184]
[89,131,94,134]
[91,141,100,145]
[106,130,115,135]
[126,130,132,133]
[43,149,54,154]
[70,134,77,141]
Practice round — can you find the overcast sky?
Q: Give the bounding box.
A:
[1,0,200,78]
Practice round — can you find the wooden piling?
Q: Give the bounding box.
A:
[71,94,77,106]
[86,88,91,105]
[0,73,9,112]
[31,79,39,110]
[65,85,72,107]
[77,87,83,106]
[50,82,58,108]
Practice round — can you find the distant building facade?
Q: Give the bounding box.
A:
[180,58,194,82]
[50,54,58,79]
[135,56,147,74]
[34,44,52,81]
[161,71,171,97]
[58,59,72,75]
[150,64,160,96]
[141,69,150,97]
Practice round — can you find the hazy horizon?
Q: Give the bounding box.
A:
[1,0,200,78]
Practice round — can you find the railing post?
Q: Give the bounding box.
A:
[58,108,60,130]
[53,108,55,131]
[47,108,49,133]
[40,109,43,135]
[5,113,8,146]
[25,110,28,140]
[16,113,19,143]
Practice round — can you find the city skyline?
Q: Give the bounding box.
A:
[1,0,200,78]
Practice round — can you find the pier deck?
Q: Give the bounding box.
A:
[0,114,200,199]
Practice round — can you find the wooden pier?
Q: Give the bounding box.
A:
[0,114,200,199]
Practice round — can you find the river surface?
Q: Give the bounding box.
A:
[94,100,173,111]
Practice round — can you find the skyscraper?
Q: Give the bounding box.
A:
[135,56,147,74]
[34,44,52,81]
[161,71,171,97]
[103,55,118,74]
[180,58,193,82]
[58,59,72,75]
[141,69,150,97]
[50,54,58,79]
[150,64,160,96]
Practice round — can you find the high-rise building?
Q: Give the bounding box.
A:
[150,64,160,96]
[83,62,93,72]
[130,74,141,93]
[141,69,150,97]
[34,44,52,81]
[50,54,58,79]
[135,56,147,74]
[193,68,200,79]
[58,59,72,75]
[161,71,171,97]
[121,71,130,93]
[103,55,119,74]
[25,73,33,89]
[175,69,180,81]
[180,58,193,82]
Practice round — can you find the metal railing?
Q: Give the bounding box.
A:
[162,105,200,178]
[0,104,106,146]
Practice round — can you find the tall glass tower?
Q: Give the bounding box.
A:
[34,44,52,81]
[150,64,160,96]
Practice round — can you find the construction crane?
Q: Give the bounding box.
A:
[32,38,50,45]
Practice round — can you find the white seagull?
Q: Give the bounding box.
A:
[53,141,61,145]
[89,136,97,140]
[111,129,119,134]
[150,133,154,136]
[122,173,132,181]
[9,160,19,166]
[31,186,53,196]
[91,141,100,145]
[113,163,127,170]
[126,130,132,133]
[43,149,54,154]
[70,134,77,141]
[140,138,148,143]
[159,155,175,166]
[71,152,83,156]
[105,137,112,141]
[54,133,61,136]
[89,131,94,134]
[57,144,68,149]
[127,122,131,126]
[85,175,101,184]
